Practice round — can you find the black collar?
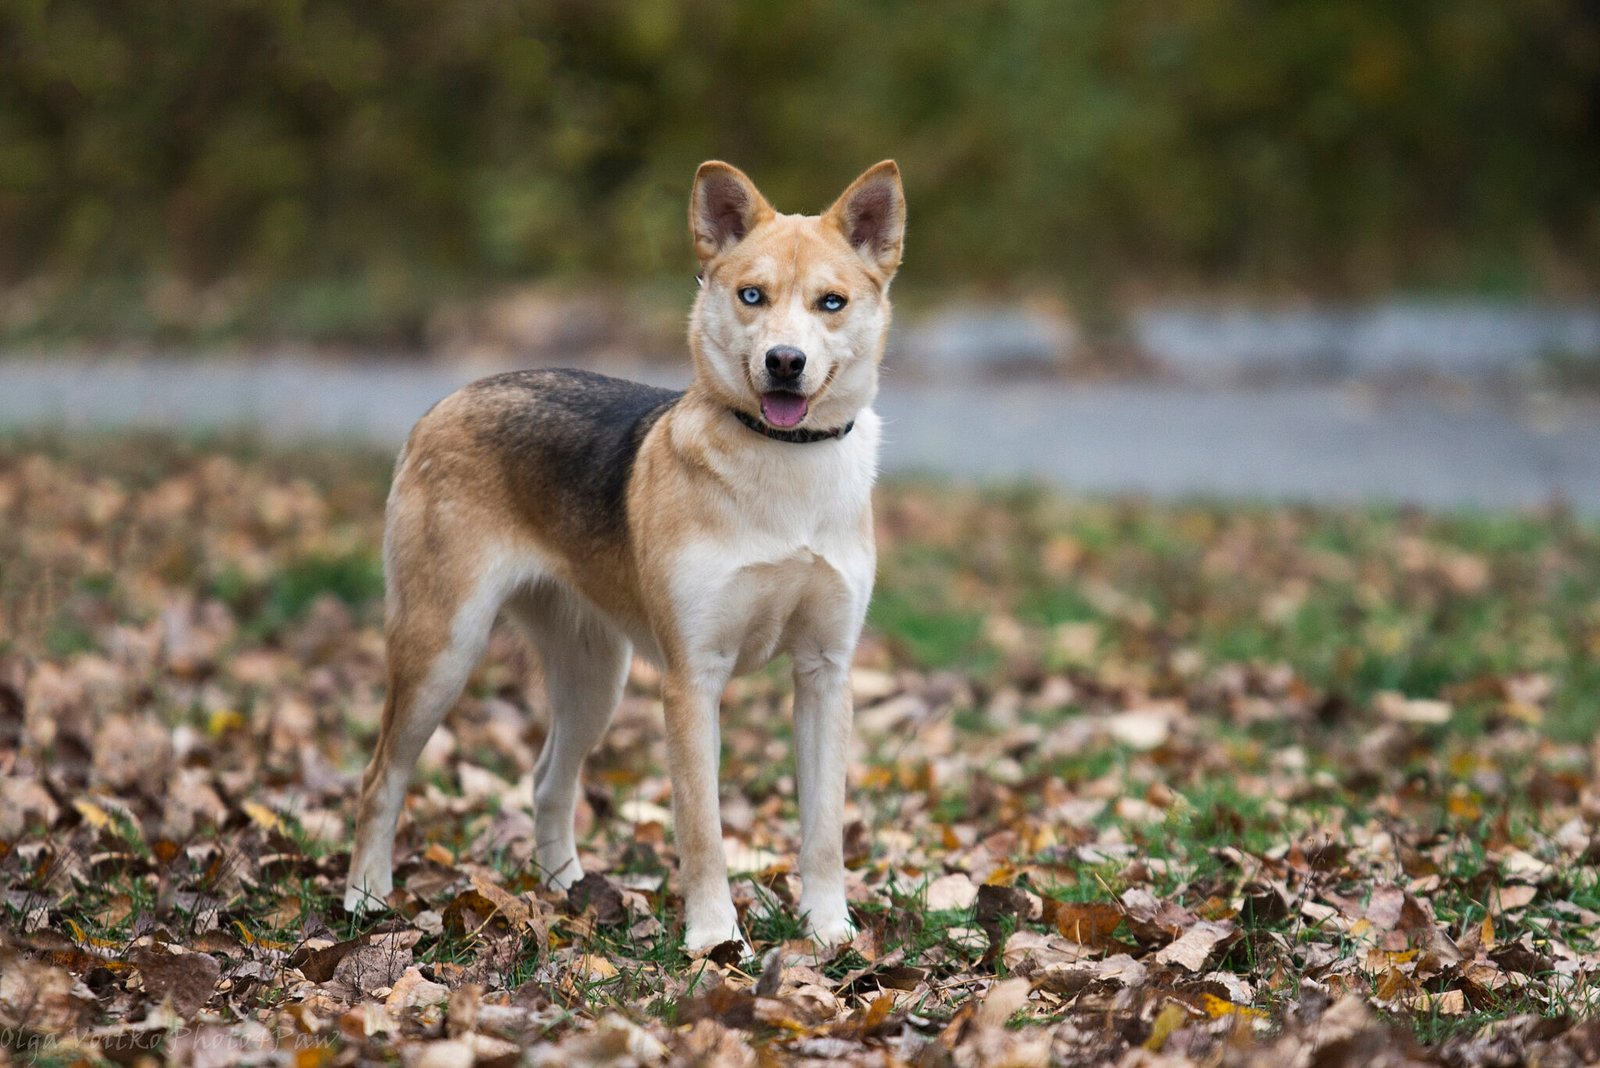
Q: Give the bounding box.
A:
[731,407,855,444]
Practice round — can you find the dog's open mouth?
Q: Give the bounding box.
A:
[760,391,809,429]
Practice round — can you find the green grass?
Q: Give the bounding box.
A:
[874,491,1600,738]
[210,551,385,641]
[868,586,989,670]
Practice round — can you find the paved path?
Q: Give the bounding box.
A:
[3,358,1597,513]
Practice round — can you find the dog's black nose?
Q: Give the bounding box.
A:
[765,346,806,380]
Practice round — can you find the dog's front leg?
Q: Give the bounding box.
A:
[662,665,744,953]
[793,650,857,946]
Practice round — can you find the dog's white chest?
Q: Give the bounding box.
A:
[667,412,878,675]
[736,539,868,672]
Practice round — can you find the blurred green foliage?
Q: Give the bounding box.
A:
[2,0,1597,342]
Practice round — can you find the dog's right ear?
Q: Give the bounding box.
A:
[690,161,773,264]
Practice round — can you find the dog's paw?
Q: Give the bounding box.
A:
[541,856,583,892]
[805,914,858,948]
[686,935,753,965]
[343,883,389,914]
[684,916,748,959]
[802,901,857,948]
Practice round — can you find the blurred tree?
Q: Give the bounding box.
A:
[0,0,1595,341]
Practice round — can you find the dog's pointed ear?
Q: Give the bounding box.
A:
[690,161,773,264]
[825,160,906,278]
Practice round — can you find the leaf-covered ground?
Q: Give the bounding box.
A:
[3,435,1600,1066]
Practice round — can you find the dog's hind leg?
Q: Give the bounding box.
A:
[508,586,630,890]
[345,548,513,913]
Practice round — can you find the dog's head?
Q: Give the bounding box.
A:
[687,160,905,432]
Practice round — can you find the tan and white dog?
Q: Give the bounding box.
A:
[345,160,905,952]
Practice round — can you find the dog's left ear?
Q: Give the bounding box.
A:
[691,161,774,265]
[825,160,906,278]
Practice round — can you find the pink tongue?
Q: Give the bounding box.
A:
[760,391,809,429]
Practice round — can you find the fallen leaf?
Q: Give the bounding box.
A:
[1198,992,1267,1020]
[1144,1000,1192,1050]
[0,957,90,1031]
[1489,884,1537,915]
[724,838,783,874]
[295,937,368,983]
[241,800,285,834]
[924,872,978,911]
[328,943,413,1002]
[618,799,672,824]
[1053,901,1124,949]
[72,798,114,831]
[133,947,220,1018]
[1107,708,1172,750]
[1402,988,1467,1015]
[1002,930,1096,971]
[386,967,451,1012]
[1375,692,1452,725]
[469,873,535,929]
[409,1039,474,1068]
[1153,920,1235,972]
[976,977,1032,1029]
[567,871,627,925]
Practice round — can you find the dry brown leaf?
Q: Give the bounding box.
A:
[567,871,627,925]
[1153,919,1235,972]
[572,953,618,980]
[1107,707,1173,750]
[1489,884,1537,916]
[133,946,220,1019]
[1002,930,1096,972]
[385,967,451,1012]
[924,872,979,911]
[976,976,1033,1028]
[295,937,368,983]
[469,873,535,928]
[0,956,90,1032]
[1375,691,1453,724]
[1053,901,1124,949]
[840,991,897,1037]
[327,943,413,1003]
[1402,988,1467,1015]
[409,1039,475,1068]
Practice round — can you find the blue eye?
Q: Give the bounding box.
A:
[820,293,848,313]
[738,286,764,306]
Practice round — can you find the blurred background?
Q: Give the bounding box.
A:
[2,0,1599,508]
[9,10,1600,1052]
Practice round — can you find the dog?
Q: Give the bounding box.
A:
[344,160,905,952]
